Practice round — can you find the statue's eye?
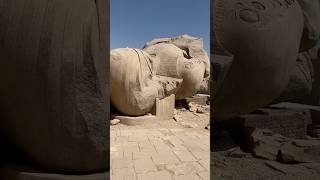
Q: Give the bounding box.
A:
[239,9,259,23]
[251,1,266,10]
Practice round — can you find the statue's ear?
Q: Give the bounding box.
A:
[182,48,192,59]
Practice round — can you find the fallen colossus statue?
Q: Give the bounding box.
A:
[110,35,210,116]
[212,0,320,121]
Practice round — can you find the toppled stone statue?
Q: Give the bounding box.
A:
[213,0,320,120]
[110,35,210,116]
[144,35,210,98]
[110,48,182,116]
[0,0,108,173]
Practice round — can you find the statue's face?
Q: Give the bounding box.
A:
[144,42,208,99]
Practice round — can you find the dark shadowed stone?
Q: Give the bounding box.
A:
[239,9,259,23]
[297,0,320,50]
[241,106,312,138]
[213,0,304,120]
[235,129,320,163]
[275,51,314,104]
[0,0,109,173]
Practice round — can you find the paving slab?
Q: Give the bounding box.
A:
[111,115,210,180]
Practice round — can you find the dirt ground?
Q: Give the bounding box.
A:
[211,149,320,180]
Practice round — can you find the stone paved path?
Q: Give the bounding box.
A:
[110,122,210,180]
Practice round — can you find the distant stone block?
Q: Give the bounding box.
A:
[241,106,312,138]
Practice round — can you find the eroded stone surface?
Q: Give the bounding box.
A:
[213,0,304,120]
[0,0,109,172]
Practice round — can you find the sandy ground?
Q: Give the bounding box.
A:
[110,106,210,180]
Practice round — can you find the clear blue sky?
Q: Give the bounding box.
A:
[110,0,210,54]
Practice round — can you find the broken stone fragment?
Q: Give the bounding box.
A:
[250,130,284,161]
[185,102,208,114]
[292,139,320,147]
[110,119,120,126]
[188,102,198,112]
[196,106,206,114]
[237,129,320,163]
[278,142,317,163]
